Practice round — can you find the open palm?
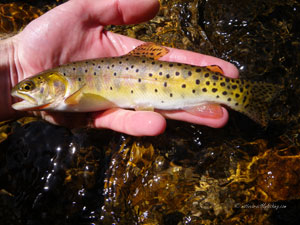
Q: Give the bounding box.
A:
[11,0,239,136]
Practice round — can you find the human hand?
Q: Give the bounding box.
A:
[9,0,238,136]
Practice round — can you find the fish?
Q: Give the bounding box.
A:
[11,43,281,126]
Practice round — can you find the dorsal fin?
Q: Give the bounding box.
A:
[206,65,224,75]
[127,42,169,60]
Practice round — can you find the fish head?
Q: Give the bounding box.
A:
[11,71,67,111]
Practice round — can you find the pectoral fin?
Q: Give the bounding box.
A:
[64,85,114,110]
[127,42,169,60]
[64,85,86,105]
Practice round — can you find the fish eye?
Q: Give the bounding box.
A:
[20,81,35,91]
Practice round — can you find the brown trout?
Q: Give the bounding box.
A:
[11,43,280,126]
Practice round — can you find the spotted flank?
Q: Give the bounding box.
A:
[11,43,281,126]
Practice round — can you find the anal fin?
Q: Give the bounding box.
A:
[184,103,223,119]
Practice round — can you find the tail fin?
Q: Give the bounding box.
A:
[241,81,282,126]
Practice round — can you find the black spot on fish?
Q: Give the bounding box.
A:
[220,82,226,87]
[177,63,182,66]
[202,88,207,92]
[196,79,200,85]
[85,69,88,73]
[138,78,141,82]
[235,93,240,98]
[212,75,219,80]
[136,69,139,73]
[240,87,244,92]
[245,84,250,89]
[101,60,104,63]
[236,80,240,84]
[114,72,117,76]
[196,68,201,73]
[243,96,247,103]
[92,63,95,66]
[73,68,76,71]
[235,103,239,106]
[110,87,113,90]
[149,73,153,77]
[206,81,210,85]
[232,85,237,89]
[126,67,129,70]
[227,98,231,101]
[155,89,158,92]
[166,74,170,79]
[78,78,81,81]
[152,62,155,65]
[164,82,167,87]
[142,60,146,63]
[131,65,134,68]
[131,90,133,94]
[227,86,231,89]
[225,78,230,82]
[213,82,216,86]
[169,64,173,67]
[85,61,88,64]
[192,89,196,93]
[182,84,186,88]
[216,95,220,98]
[112,64,115,68]
[159,72,163,76]
[170,93,173,97]
[160,64,163,68]
[119,61,122,64]
[188,71,192,76]
[175,72,180,76]
[212,88,217,92]
[98,66,101,69]
[94,72,97,76]
[107,66,110,69]
[38,76,42,79]
[204,73,209,77]
[126,58,129,61]
[222,91,227,95]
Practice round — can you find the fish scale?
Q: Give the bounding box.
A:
[11,43,281,126]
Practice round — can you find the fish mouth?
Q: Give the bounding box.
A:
[11,91,38,111]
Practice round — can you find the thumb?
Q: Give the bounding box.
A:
[73,0,160,25]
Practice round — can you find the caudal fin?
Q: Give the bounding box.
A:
[241,81,282,126]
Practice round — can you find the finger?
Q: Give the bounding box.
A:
[157,107,229,128]
[91,108,166,136]
[73,0,159,25]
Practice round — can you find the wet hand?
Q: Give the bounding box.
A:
[12,0,239,136]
